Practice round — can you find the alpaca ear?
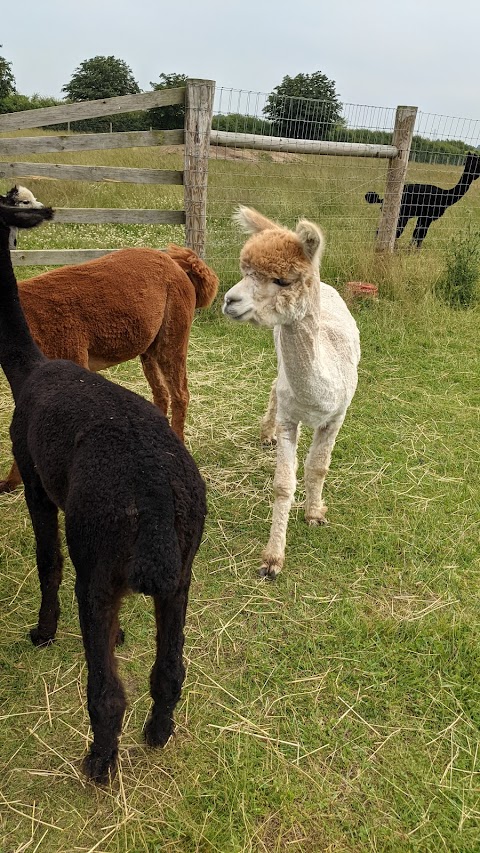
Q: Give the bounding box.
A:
[233,206,280,234]
[295,219,324,263]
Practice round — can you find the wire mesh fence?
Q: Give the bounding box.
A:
[207,88,480,292]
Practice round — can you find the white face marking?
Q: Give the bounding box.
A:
[14,186,44,208]
[223,274,302,328]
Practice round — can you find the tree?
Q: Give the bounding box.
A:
[149,73,187,130]
[263,72,342,141]
[0,93,62,113]
[0,46,16,102]
[62,56,141,102]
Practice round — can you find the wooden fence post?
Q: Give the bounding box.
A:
[184,78,215,258]
[375,105,417,252]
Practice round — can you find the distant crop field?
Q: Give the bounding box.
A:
[0,140,479,852]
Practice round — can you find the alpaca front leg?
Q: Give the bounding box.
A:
[144,590,188,747]
[395,215,409,241]
[304,419,343,526]
[411,216,434,248]
[260,421,299,579]
[260,379,278,445]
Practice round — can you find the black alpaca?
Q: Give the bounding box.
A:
[365,152,480,247]
[0,205,206,785]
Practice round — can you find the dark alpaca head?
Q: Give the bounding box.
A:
[463,152,480,180]
[365,191,383,205]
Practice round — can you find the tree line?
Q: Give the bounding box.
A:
[0,51,473,164]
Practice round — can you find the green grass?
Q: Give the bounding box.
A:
[0,138,480,851]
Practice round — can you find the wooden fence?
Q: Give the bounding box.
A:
[1,90,418,261]
[0,79,215,265]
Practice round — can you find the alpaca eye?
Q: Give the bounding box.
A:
[273,277,289,287]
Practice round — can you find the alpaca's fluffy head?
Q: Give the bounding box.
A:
[223,206,324,328]
[1,186,46,250]
[1,185,44,209]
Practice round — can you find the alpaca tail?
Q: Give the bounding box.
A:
[0,205,54,229]
[365,192,383,205]
[127,490,183,598]
[165,244,219,308]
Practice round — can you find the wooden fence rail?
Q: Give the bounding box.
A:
[0,162,183,185]
[210,130,399,159]
[0,88,186,132]
[0,129,184,156]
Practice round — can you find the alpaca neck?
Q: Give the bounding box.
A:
[446,167,477,206]
[278,277,323,374]
[0,236,45,401]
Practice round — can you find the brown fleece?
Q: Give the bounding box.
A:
[0,246,218,491]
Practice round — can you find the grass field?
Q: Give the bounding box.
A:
[0,138,480,852]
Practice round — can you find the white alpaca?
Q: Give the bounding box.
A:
[223,207,360,578]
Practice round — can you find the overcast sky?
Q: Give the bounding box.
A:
[3,0,479,131]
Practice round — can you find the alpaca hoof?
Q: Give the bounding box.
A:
[143,715,174,748]
[306,515,328,527]
[259,563,281,580]
[305,505,328,526]
[261,435,277,448]
[82,747,118,785]
[0,479,17,494]
[30,627,55,647]
[115,628,125,646]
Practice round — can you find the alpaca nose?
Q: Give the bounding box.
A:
[224,294,241,306]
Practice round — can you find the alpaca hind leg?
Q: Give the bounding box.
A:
[0,458,22,493]
[144,589,189,747]
[304,417,344,526]
[76,579,126,785]
[260,379,278,445]
[261,421,299,579]
[157,348,189,442]
[23,476,63,645]
[140,352,170,416]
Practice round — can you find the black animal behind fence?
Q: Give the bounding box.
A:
[0,204,207,785]
[365,152,480,247]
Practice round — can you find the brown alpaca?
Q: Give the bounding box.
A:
[0,245,218,492]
